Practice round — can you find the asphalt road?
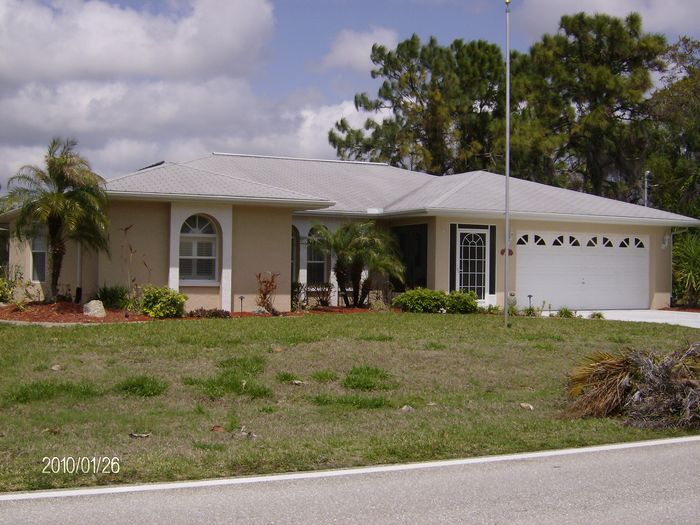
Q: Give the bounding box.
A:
[2,437,699,524]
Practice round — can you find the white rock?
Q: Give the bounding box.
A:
[399,405,415,413]
[519,403,534,411]
[83,300,106,318]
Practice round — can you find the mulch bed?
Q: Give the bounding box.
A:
[662,307,700,313]
[0,302,394,324]
[0,302,151,324]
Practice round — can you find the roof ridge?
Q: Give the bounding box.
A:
[426,172,480,208]
[211,152,388,166]
[175,162,328,202]
[381,175,438,210]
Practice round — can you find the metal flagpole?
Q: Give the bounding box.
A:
[504,0,511,328]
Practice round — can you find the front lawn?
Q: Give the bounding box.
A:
[0,313,697,492]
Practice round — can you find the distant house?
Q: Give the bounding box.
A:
[2,153,698,311]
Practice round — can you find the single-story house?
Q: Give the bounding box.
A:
[3,152,699,312]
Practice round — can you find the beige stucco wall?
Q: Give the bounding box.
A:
[98,201,170,291]
[232,206,293,312]
[6,223,99,302]
[431,216,672,309]
[181,286,222,311]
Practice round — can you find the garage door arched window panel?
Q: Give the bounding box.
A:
[619,237,631,248]
[634,238,645,249]
[533,235,546,246]
[517,234,528,246]
[552,235,564,246]
[569,236,580,247]
[458,230,488,300]
[602,237,613,247]
[180,215,218,281]
[587,236,598,247]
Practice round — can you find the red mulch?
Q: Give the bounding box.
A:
[0,302,396,325]
[662,307,700,313]
[0,302,151,324]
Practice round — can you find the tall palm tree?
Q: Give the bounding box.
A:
[309,221,404,307]
[7,137,109,300]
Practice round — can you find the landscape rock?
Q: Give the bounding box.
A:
[50,364,62,372]
[83,300,106,318]
[400,405,415,413]
[519,403,535,411]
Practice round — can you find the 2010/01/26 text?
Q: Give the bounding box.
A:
[42,457,121,474]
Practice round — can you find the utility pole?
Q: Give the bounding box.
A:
[504,0,512,328]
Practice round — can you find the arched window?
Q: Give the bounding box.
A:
[180,215,218,281]
[291,226,300,283]
[307,227,329,285]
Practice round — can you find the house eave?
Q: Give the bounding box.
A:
[106,191,334,210]
[299,206,700,227]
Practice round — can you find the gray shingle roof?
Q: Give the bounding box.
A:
[106,161,333,207]
[105,153,699,226]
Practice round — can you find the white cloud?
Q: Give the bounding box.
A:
[321,26,399,74]
[516,0,700,42]
[0,0,274,85]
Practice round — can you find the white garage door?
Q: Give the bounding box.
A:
[515,232,650,310]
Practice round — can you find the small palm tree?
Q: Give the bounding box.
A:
[7,137,109,300]
[673,232,700,307]
[309,221,404,307]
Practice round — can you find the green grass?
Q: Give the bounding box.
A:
[276,371,300,383]
[115,376,169,397]
[0,312,697,492]
[4,380,101,404]
[342,366,396,391]
[311,370,339,383]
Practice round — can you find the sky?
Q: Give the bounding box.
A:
[1,0,699,191]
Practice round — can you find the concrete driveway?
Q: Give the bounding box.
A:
[574,310,700,329]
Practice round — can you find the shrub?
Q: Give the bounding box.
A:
[291,282,306,311]
[116,375,169,397]
[95,285,130,309]
[0,277,13,303]
[256,271,280,315]
[673,232,700,307]
[189,307,231,319]
[590,311,605,320]
[392,288,447,313]
[557,306,575,318]
[446,290,478,314]
[521,306,539,317]
[140,285,187,318]
[307,282,333,308]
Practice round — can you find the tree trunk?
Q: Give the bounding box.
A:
[334,261,351,308]
[47,219,64,301]
[350,258,364,307]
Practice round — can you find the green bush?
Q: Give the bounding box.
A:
[392,288,448,313]
[445,290,478,314]
[140,285,187,318]
[0,277,13,303]
[557,306,575,318]
[95,285,130,309]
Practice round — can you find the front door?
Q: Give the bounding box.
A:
[457,228,489,300]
